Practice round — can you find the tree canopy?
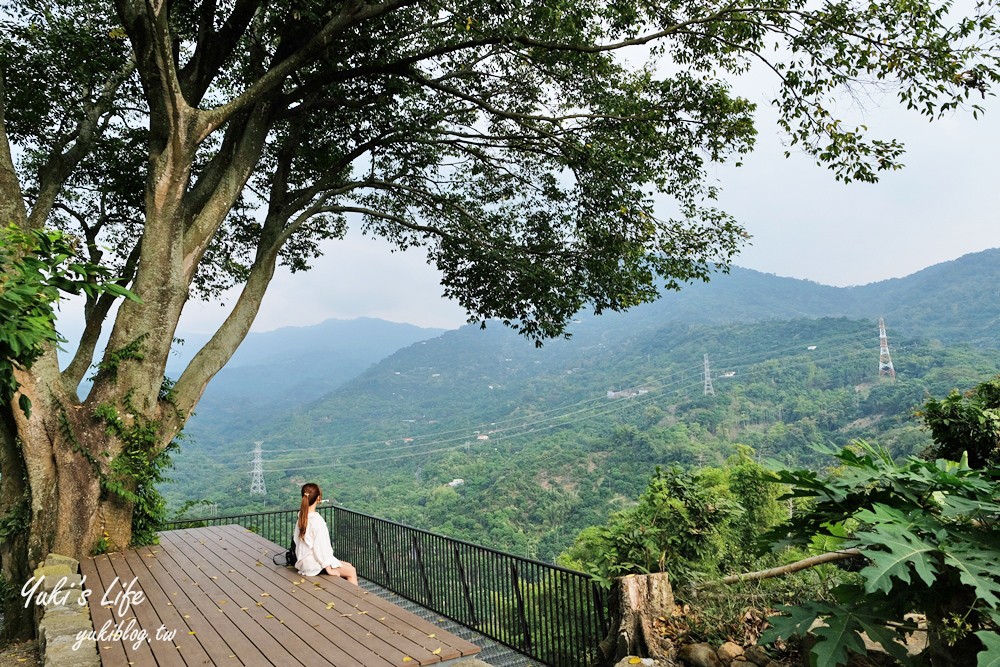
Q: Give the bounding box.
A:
[3,1,997,396]
[1,0,999,578]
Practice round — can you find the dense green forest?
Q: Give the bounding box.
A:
[161,249,1000,563]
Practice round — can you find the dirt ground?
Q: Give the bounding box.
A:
[0,641,39,667]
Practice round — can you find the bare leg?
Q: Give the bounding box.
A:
[324,561,359,585]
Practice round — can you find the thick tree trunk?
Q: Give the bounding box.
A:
[1,358,136,641]
[598,573,677,665]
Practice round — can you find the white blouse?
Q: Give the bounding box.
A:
[292,511,342,576]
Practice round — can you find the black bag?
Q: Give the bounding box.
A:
[273,542,296,567]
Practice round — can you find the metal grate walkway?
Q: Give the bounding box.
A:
[359,579,543,667]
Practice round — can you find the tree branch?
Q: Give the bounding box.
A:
[702,549,863,588]
[60,241,142,394]
[200,0,420,137]
[178,0,260,104]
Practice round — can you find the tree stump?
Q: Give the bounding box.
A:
[598,572,677,665]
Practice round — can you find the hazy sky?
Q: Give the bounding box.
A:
[176,74,1000,334]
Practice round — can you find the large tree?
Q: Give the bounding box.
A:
[0,0,997,638]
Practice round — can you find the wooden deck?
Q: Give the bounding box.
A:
[79,525,482,666]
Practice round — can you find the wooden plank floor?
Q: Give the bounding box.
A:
[80,525,482,667]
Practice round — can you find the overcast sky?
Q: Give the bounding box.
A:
[174,75,1000,334]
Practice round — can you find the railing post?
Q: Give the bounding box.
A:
[371,525,392,586]
[412,534,434,605]
[593,582,609,635]
[510,563,532,653]
[453,546,478,626]
[330,506,341,556]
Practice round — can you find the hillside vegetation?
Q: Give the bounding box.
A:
[162,250,1000,563]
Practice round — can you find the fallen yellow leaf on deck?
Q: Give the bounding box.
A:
[629,659,642,665]
[188,631,196,635]
[432,648,442,655]
[240,607,248,611]
[402,658,413,663]
[265,615,274,619]
[325,603,335,609]
[427,633,435,638]
[260,593,271,597]
[183,615,190,619]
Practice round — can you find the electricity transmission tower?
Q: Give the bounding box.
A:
[878,318,896,380]
[703,354,715,396]
[249,441,267,496]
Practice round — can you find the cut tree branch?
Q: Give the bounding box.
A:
[702,549,863,588]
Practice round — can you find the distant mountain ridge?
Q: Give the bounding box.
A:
[162,249,1000,561]
[248,247,1000,450]
[183,247,1000,443]
[177,317,446,441]
[590,248,1000,346]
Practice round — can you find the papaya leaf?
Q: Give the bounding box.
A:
[853,617,912,665]
[976,631,1000,667]
[760,602,829,645]
[944,544,1000,608]
[809,610,867,667]
[856,506,938,593]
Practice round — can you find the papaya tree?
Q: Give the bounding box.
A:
[1,0,999,641]
[761,442,1000,667]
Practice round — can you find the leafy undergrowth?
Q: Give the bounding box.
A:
[761,442,1000,667]
[669,567,857,648]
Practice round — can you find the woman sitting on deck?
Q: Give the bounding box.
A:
[294,483,359,585]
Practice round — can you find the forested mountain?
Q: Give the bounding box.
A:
[568,247,1000,347]
[161,249,1000,561]
[174,318,446,441]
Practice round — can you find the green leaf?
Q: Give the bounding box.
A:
[856,506,938,593]
[854,616,912,664]
[18,394,31,419]
[761,602,829,645]
[810,611,867,667]
[977,631,1000,667]
[944,544,1000,608]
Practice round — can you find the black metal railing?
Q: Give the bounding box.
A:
[165,506,608,666]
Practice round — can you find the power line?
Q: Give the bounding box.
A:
[174,325,887,476]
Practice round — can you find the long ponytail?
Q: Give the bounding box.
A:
[298,483,320,539]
